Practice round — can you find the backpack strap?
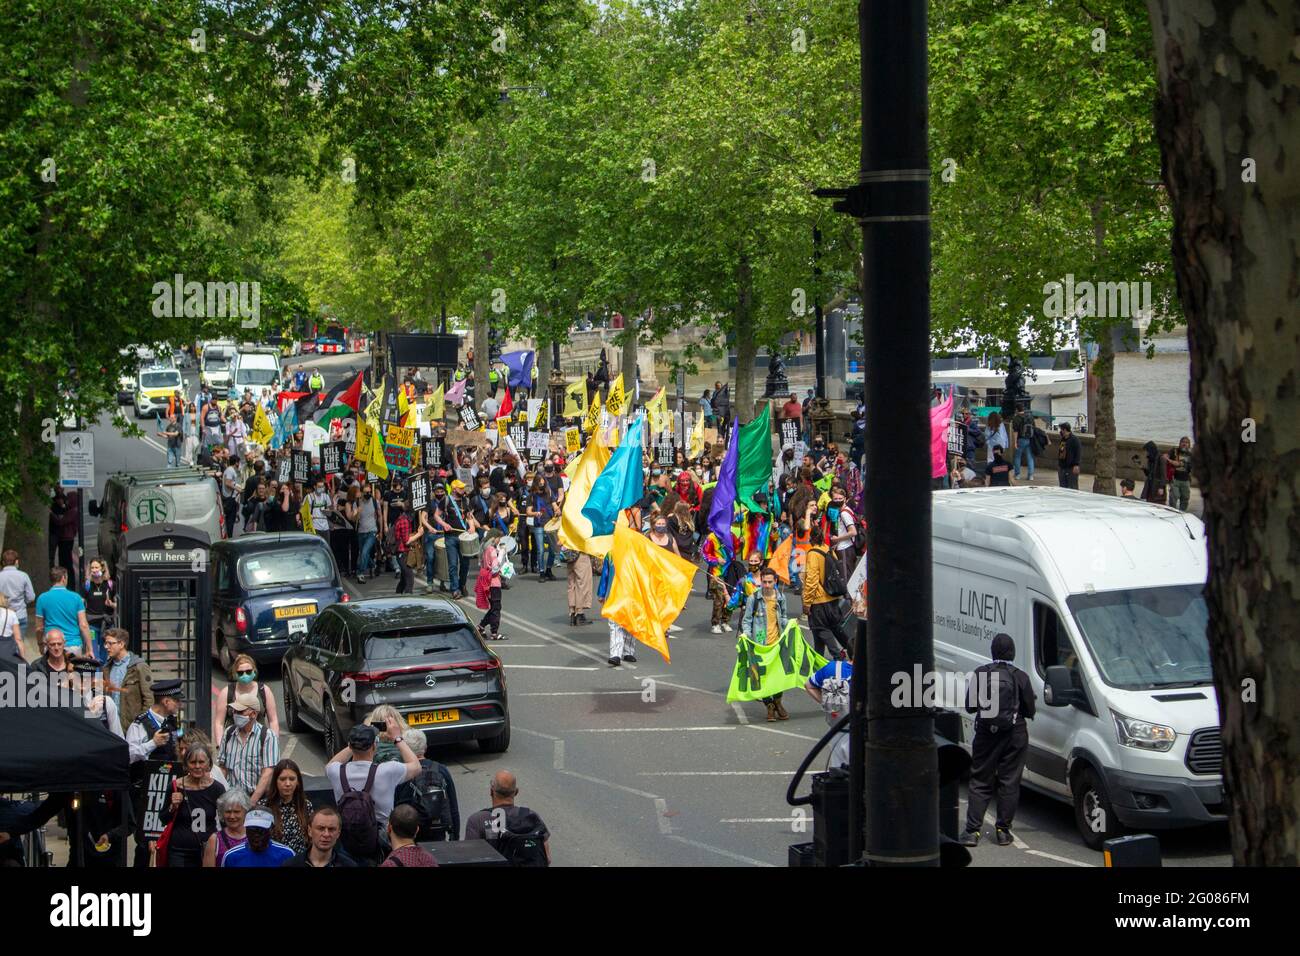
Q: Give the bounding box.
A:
[340,757,355,793]
[363,760,379,794]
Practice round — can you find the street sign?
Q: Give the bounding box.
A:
[58,431,95,488]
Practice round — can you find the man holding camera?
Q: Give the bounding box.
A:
[325,720,421,864]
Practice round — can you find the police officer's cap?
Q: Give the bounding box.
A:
[151,678,184,699]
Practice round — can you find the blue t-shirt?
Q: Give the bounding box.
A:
[221,840,296,867]
[809,659,853,688]
[34,587,86,649]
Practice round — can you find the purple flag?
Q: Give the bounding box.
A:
[707,421,740,549]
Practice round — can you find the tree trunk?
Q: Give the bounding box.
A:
[13,382,54,597]
[1147,0,1300,866]
[1089,200,1117,495]
[536,335,553,387]
[733,252,756,424]
[472,301,489,409]
[620,310,638,402]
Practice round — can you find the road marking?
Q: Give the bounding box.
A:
[731,702,750,725]
[567,726,737,733]
[655,798,674,834]
[663,834,775,867]
[746,724,821,742]
[1025,849,1095,867]
[721,818,798,824]
[558,767,661,800]
[554,739,565,770]
[516,690,644,697]
[639,771,792,776]
[282,736,297,760]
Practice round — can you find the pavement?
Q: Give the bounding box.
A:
[29,350,1229,867]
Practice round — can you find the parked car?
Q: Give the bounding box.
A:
[210,533,346,672]
[91,467,224,572]
[281,597,510,755]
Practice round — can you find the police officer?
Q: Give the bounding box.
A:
[488,365,500,397]
[959,633,1036,847]
[126,678,184,867]
[308,368,325,393]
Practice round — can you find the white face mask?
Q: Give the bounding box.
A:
[233,714,253,729]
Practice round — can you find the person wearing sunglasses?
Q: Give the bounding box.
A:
[212,653,280,740]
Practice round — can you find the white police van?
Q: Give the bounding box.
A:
[931,487,1221,850]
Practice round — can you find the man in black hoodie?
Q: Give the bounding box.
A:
[1056,422,1082,489]
[960,632,1036,847]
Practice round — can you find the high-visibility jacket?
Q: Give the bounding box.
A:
[308,373,324,391]
[489,369,499,383]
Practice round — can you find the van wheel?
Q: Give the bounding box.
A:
[1073,766,1124,851]
[478,720,511,754]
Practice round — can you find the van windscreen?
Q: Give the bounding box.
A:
[1066,585,1211,690]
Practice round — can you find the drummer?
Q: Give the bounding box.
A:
[430,479,478,600]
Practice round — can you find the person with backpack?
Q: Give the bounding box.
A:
[959,632,1037,847]
[380,804,438,867]
[464,770,551,866]
[1011,406,1037,480]
[802,525,850,661]
[806,657,854,768]
[325,720,421,865]
[394,728,460,841]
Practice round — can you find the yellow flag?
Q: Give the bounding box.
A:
[563,378,587,418]
[605,374,625,417]
[397,385,410,425]
[356,418,388,478]
[532,401,548,431]
[250,404,275,446]
[583,392,603,435]
[424,383,445,422]
[689,411,705,458]
[299,497,315,535]
[558,428,614,558]
[645,387,668,435]
[602,524,698,664]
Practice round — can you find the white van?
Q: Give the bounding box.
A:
[201,341,237,397]
[231,348,282,393]
[931,487,1221,850]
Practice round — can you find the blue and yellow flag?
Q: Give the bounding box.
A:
[558,429,614,558]
[581,415,645,537]
[602,524,697,663]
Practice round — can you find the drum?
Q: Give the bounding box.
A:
[458,530,481,559]
[544,515,562,534]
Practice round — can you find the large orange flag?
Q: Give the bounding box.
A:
[767,534,794,585]
[602,524,697,663]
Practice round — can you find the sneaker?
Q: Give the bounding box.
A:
[622,654,637,663]
[575,614,590,625]
[357,574,367,583]
[667,623,682,633]
[958,830,981,847]
[996,827,1013,846]
[608,657,621,667]
[722,623,733,632]
[711,625,722,634]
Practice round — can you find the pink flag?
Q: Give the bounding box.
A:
[445,376,467,407]
[930,391,954,479]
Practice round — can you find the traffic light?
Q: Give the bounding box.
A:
[935,710,972,867]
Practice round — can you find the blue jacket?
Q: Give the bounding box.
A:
[741,588,788,643]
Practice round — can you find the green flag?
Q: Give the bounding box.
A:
[726,620,828,703]
[736,402,773,512]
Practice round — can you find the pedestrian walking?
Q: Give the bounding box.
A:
[475,531,507,641]
[566,551,594,627]
[101,627,154,728]
[802,526,850,660]
[742,568,790,721]
[0,549,36,652]
[959,633,1036,847]
[392,500,419,595]
[1011,406,1036,480]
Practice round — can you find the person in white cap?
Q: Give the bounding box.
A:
[218,695,278,803]
[220,808,296,867]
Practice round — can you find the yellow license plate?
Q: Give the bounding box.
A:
[274,604,317,619]
[408,709,460,726]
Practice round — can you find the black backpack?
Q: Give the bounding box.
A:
[336,760,380,861]
[496,828,549,867]
[817,548,847,598]
[396,763,448,840]
[971,662,1020,734]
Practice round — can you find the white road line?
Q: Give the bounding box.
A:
[745,724,821,742]
[554,739,565,770]
[516,690,644,697]
[721,818,798,824]
[558,767,661,801]
[1025,849,1095,867]
[663,834,775,867]
[501,664,599,671]
[731,702,750,725]
[282,736,298,760]
[639,771,792,776]
[654,798,674,834]
[567,726,738,733]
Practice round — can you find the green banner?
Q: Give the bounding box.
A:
[726,620,828,702]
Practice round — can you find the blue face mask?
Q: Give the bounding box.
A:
[237,672,256,684]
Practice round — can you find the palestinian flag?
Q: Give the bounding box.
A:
[316,371,364,427]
